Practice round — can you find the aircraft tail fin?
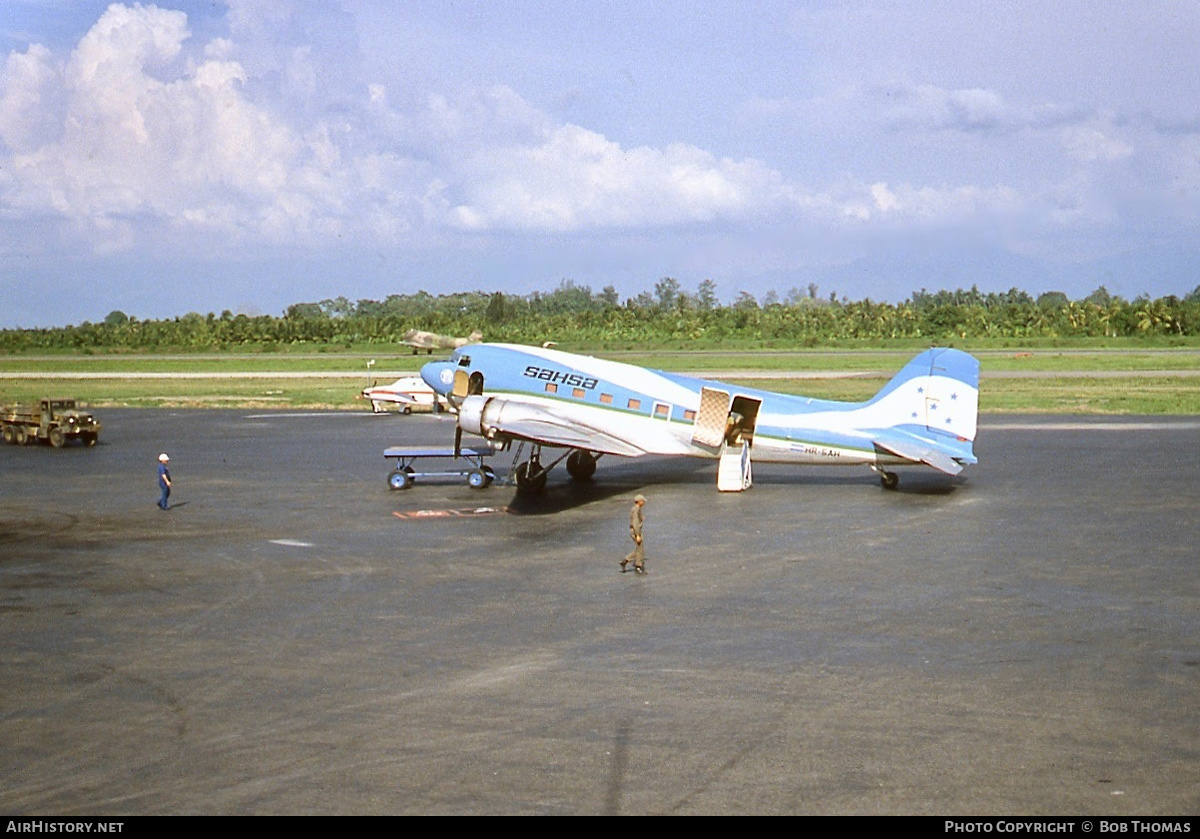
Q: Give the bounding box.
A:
[866,347,979,471]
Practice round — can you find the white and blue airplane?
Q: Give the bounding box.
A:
[419,344,979,493]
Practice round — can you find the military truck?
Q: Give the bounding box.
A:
[2,399,101,447]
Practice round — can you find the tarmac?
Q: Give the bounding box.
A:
[2,409,1198,815]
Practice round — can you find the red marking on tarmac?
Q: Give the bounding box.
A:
[393,506,511,520]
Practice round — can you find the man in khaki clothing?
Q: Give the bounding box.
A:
[620,494,647,575]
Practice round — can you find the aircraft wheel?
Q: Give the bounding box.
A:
[402,406,412,415]
[514,462,547,494]
[388,469,413,490]
[49,428,65,448]
[880,471,899,491]
[467,468,491,489]
[566,450,596,481]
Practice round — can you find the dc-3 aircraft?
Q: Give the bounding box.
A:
[359,376,449,414]
[401,328,484,355]
[419,343,979,493]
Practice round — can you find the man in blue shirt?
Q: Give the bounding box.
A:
[157,453,172,511]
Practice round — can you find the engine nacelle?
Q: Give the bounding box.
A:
[457,394,497,439]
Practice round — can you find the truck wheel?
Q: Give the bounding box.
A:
[1,425,13,445]
[83,432,98,447]
[49,428,65,448]
[14,426,29,446]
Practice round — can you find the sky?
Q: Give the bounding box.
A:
[1,1,1198,327]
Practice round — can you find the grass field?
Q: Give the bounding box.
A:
[2,345,1199,413]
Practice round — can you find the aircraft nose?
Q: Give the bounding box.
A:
[420,360,455,395]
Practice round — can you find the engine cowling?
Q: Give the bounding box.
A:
[457,394,497,439]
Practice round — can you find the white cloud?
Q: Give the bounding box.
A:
[2,5,797,251]
[0,3,360,250]
[450,124,792,232]
[0,43,64,152]
[878,83,1011,134]
[1061,122,1134,163]
[3,0,1198,326]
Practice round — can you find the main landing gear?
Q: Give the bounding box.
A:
[565,449,597,481]
[511,445,601,493]
[513,454,548,493]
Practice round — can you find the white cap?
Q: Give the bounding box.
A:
[158,453,170,462]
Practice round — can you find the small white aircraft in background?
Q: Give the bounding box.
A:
[401,329,483,355]
[359,376,449,414]
[419,344,979,493]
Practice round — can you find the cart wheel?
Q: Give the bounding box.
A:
[467,468,491,489]
[388,469,412,490]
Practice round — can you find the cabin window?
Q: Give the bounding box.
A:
[545,383,558,394]
[683,409,696,421]
[572,387,586,398]
[600,393,613,405]
[654,403,670,418]
[627,398,641,410]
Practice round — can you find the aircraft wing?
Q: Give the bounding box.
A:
[459,395,682,457]
[485,411,648,457]
[872,431,964,475]
[362,388,418,404]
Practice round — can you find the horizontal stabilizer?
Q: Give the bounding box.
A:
[874,435,964,476]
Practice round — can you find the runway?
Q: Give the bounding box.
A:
[2,410,1198,814]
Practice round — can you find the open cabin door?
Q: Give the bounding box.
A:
[692,388,762,492]
[692,387,731,448]
[727,395,761,447]
[453,370,470,400]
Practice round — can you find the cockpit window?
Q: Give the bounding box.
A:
[457,355,471,367]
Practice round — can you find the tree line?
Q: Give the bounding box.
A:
[3,279,1200,352]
